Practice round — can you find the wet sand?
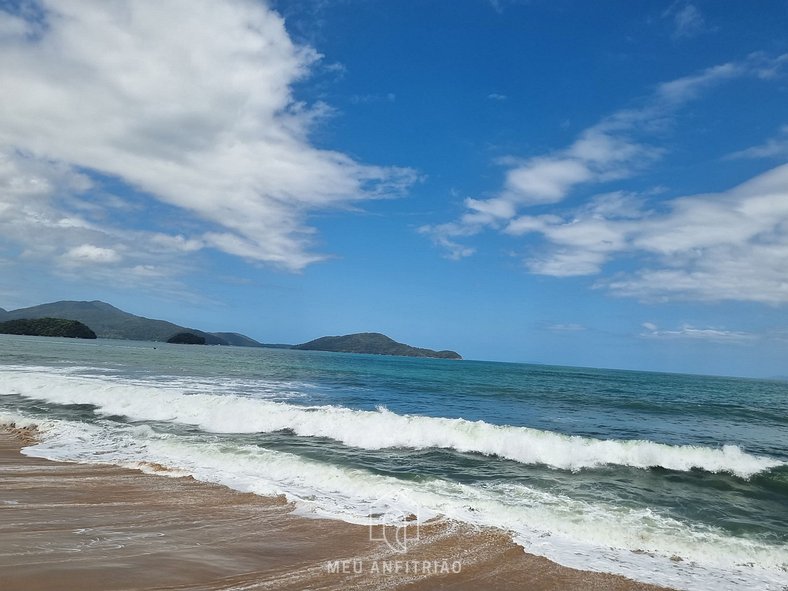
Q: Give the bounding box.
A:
[0,427,672,590]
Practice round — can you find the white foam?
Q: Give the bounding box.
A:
[1,411,786,591]
[1,367,782,478]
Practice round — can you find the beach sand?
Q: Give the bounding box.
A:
[0,427,671,591]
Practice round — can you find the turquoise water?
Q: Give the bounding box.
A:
[1,334,786,590]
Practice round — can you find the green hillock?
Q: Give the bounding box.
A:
[293,332,461,359]
[0,317,97,339]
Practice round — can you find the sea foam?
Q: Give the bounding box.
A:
[1,410,786,591]
[1,367,782,478]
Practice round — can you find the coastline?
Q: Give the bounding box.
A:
[0,426,672,591]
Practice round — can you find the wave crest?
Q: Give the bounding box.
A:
[2,368,782,478]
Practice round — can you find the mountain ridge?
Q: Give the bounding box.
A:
[0,301,262,346]
[1,302,463,358]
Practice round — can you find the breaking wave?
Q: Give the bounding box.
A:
[1,367,782,478]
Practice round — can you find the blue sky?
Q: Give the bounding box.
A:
[1,0,787,377]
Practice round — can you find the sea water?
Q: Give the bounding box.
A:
[0,334,785,590]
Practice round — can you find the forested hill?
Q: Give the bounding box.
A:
[0,301,262,346]
[293,332,462,359]
[0,318,97,339]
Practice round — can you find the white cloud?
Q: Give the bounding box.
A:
[727,125,788,160]
[148,234,204,254]
[0,0,415,274]
[640,323,755,343]
[421,57,765,250]
[418,221,478,260]
[663,3,707,39]
[0,150,200,292]
[422,55,788,303]
[420,127,659,255]
[62,244,121,264]
[528,250,609,277]
[504,157,593,205]
[504,163,788,303]
[497,127,660,209]
[655,62,740,103]
[603,165,788,303]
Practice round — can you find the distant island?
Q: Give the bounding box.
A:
[0,301,463,358]
[293,332,462,359]
[0,317,97,339]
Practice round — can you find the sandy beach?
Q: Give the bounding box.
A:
[0,427,673,591]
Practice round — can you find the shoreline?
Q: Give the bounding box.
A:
[0,425,672,590]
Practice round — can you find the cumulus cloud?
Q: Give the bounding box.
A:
[62,244,121,265]
[420,126,658,258]
[505,164,788,303]
[422,55,788,303]
[0,150,205,292]
[0,0,415,276]
[420,58,764,255]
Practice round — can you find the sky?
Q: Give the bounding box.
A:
[0,0,787,377]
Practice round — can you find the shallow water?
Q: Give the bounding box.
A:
[0,334,786,590]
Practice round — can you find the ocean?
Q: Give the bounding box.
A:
[0,334,786,590]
